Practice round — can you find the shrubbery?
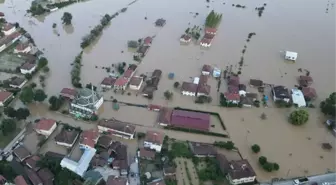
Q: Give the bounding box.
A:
[164,126,228,138]
[213,141,235,150]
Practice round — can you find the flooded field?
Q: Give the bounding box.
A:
[1,0,335,181]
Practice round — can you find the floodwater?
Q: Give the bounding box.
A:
[1,0,335,181]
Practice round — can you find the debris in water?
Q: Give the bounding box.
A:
[121,50,124,53]
[144,17,147,20]
[95,66,98,68]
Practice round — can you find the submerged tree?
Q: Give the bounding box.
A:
[320,92,336,117]
[164,90,173,100]
[62,12,73,25]
[289,109,309,125]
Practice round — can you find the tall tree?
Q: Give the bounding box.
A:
[289,109,309,125]
[62,12,73,25]
[0,119,16,136]
[4,107,16,118]
[37,57,48,69]
[34,89,47,102]
[16,108,30,120]
[320,92,336,117]
[20,87,34,104]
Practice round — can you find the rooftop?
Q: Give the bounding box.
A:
[114,77,128,86]
[224,92,240,101]
[60,88,77,97]
[205,27,217,34]
[157,107,173,125]
[228,85,239,94]
[145,130,164,145]
[181,82,198,93]
[200,38,212,44]
[54,128,79,145]
[249,79,263,87]
[72,88,102,109]
[129,76,143,86]
[189,142,217,156]
[80,128,99,148]
[37,168,54,185]
[106,176,128,185]
[16,42,30,51]
[20,62,36,70]
[228,159,256,180]
[139,148,156,159]
[98,118,136,135]
[101,77,117,86]
[228,76,240,86]
[148,179,166,185]
[302,87,317,99]
[25,167,43,185]
[144,36,153,45]
[3,23,14,31]
[97,135,113,149]
[273,85,290,99]
[0,91,12,102]
[202,64,212,72]
[123,69,134,79]
[152,69,162,78]
[197,84,211,95]
[24,155,41,171]
[13,145,31,161]
[14,176,28,185]
[35,118,56,131]
[171,109,210,131]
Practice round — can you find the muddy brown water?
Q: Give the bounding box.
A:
[1,0,335,181]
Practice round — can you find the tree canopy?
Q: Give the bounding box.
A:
[62,12,73,25]
[251,144,260,153]
[34,89,47,102]
[213,141,235,150]
[0,161,17,181]
[0,119,17,136]
[320,92,336,117]
[20,86,35,104]
[49,96,63,111]
[205,10,222,28]
[164,90,173,100]
[289,109,309,125]
[4,107,16,118]
[16,108,30,120]
[38,57,48,69]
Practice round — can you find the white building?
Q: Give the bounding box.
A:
[143,131,164,152]
[181,82,197,96]
[0,91,13,106]
[129,76,143,90]
[227,159,256,185]
[285,51,298,61]
[200,38,211,47]
[291,89,306,107]
[20,62,36,74]
[97,118,136,139]
[2,23,16,36]
[34,119,57,137]
[60,147,96,177]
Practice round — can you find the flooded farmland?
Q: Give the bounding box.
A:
[1,0,335,181]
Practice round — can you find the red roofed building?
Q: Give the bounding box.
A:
[14,42,31,54]
[148,104,161,112]
[101,77,117,89]
[0,12,4,19]
[0,91,13,106]
[2,23,16,35]
[171,110,210,131]
[228,85,239,94]
[200,38,212,47]
[14,176,28,185]
[80,128,100,149]
[123,69,134,79]
[60,88,77,100]
[35,119,57,137]
[144,130,165,152]
[20,62,36,74]
[224,92,240,104]
[302,87,317,101]
[205,28,217,35]
[143,36,153,46]
[114,78,128,90]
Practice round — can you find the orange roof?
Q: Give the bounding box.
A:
[35,119,56,131]
[80,129,99,148]
[114,77,128,86]
[145,130,164,145]
[0,91,13,102]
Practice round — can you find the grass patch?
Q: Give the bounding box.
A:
[0,128,21,148]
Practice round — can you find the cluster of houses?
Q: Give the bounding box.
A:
[180,64,212,97]
[101,64,140,91]
[134,36,153,59]
[142,69,162,98]
[200,28,217,47]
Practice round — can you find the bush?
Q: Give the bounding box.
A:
[262,162,273,172]
[273,163,279,171]
[289,109,309,125]
[214,141,235,150]
[25,73,32,80]
[258,156,267,165]
[164,126,228,138]
[251,144,260,153]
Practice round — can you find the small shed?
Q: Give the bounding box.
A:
[285,51,298,61]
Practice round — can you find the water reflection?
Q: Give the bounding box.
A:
[62,23,74,34]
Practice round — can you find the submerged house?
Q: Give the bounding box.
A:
[155,18,166,27]
[285,51,298,61]
[291,89,306,107]
[135,46,150,57]
[69,88,104,118]
[272,85,290,103]
[180,34,191,43]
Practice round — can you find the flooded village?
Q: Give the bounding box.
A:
[0,0,335,184]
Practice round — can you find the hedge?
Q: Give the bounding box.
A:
[164,126,228,138]
[174,107,226,130]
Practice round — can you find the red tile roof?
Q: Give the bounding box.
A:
[197,84,211,95]
[148,104,161,111]
[224,92,240,101]
[171,110,210,131]
[14,176,28,185]
[228,76,240,86]
[60,88,77,99]
[202,65,212,72]
[299,75,313,82]
[228,85,239,94]
[200,38,212,44]
[0,12,4,17]
[114,77,128,86]
[205,27,217,34]
[16,42,29,51]
[180,34,191,41]
[80,129,99,148]
[101,77,117,86]
[302,87,317,99]
[123,69,134,79]
[139,148,155,159]
[35,119,56,131]
[157,107,173,124]
[144,37,153,45]
[3,23,14,31]
[145,130,164,145]
[0,91,12,102]
[24,155,41,171]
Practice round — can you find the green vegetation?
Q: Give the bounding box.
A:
[34,89,48,102]
[165,179,177,185]
[0,119,17,135]
[37,155,82,185]
[137,132,146,139]
[62,12,73,25]
[0,161,17,181]
[213,141,235,150]
[189,25,201,40]
[195,95,212,104]
[28,1,49,16]
[15,108,31,120]
[127,40,139,48]
[170,141,192,158]
[173,81,180,88]
[289,109,309,125]
[251,144,260,153]
[81,14,112,48]
[25,73,32,80]
[71,52,83,88]
[164,126,228,138]
[205,10,222,28]
[49,1,75,9]
[196,157,224,181]
[38,57,48,69]
[164,90,173,100]
[48,96,64,111]
[258,156,279,172]
[320,92,336,117]
[19,87,47,104]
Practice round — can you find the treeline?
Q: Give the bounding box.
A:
[28,0,76,16]
[205,10,222,28]
[71,52,83,88]
[80,13,115,48]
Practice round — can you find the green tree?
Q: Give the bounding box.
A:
[15,108,30,120]
[251,144,260,153]
[273,163,280,171]
[137,132,146,139]
[25,73,32,80]
[320,92,336,117]
[43,66,50,73]
[38,57,48,69]
[289,109,309,125]
[0,161,17,181]
[62,12,73,25]
[48,96,62,110]
[213,141,235,150]
[0,119,16,136]
[258,156,267,165]
[20,86,34,104]
[34,89,47,102]
[30,82,37,88]
[4,107,16,118]
[262,162,273,172]
[164,90,173,100]
[173,81,180,88]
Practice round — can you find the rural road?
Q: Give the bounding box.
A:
[261,173,336,185]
